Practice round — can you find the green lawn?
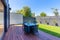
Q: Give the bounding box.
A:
[38,24,60,38]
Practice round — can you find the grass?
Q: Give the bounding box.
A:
[38,24,60,38]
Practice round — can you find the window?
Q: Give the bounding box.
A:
[0,1,4,39]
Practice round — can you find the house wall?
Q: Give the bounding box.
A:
[0,0,4,12]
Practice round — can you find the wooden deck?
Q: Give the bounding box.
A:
[3,25,41,40]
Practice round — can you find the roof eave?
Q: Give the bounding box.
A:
[1,0,7,7]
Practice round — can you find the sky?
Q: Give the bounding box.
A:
[9,0,60,16]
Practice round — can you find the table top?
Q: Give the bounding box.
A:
[24,23,37,26]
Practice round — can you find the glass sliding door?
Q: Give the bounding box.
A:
[0,1,4,40]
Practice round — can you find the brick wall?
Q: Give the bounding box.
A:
[36,16,60,26]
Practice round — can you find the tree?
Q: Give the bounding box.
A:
[32,13,35,17]
[51,8,59,16]
[17,6,32,17]
[40,12,47,17]
[53,9,59,16]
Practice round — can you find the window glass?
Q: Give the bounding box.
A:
[0,1,4,40]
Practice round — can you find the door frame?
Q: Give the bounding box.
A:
[1,0,11,33]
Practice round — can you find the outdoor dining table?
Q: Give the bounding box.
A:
[24,23,38,34]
